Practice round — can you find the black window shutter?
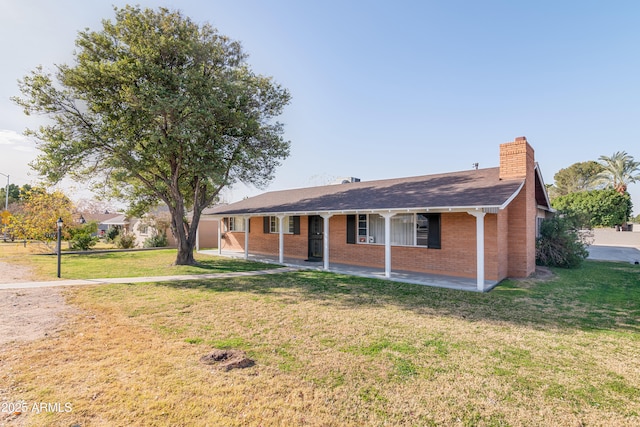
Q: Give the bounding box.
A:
[346,215,356,244]
[263,216,270,233]
[428,214,441,249]
[292,216,301,235]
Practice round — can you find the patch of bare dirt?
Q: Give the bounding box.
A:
[0,286,76,425]
[508,266,555,288]
[531,266,555,281]
[199,349,255,371]
[0,258,75,348]
[1,258,55,424]
[0,287,74,348]
[0,261,35,283]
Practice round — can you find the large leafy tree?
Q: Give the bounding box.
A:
[596,151,640,193]
[548,161,604,200]
[552,189,632,228]
[0,184,32,206]
[14,188,76,242]
[13,6,291,265]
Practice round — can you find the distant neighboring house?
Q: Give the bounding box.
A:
[78,207,219,249]
[206,137,554,291]
[141,205,220,249]
[76,212,126,237]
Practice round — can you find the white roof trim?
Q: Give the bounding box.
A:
[499,181,525,210]
[101,214,128,225]
[207,204,512,219]
[534,163,554,212]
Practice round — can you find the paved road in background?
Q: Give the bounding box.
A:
[587,228,640,264]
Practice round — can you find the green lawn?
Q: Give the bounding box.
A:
[12,248,281,280]
[3,260,639,426]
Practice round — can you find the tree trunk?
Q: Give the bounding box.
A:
[168,195,197,266]
[175,241,196,265]
[172,217,196,265]
[166,175,213,266]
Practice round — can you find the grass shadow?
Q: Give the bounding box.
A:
[151,260,640,334]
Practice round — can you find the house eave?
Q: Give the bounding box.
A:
[534,163,554,211]
[538,204,557,213]
[206,205,507,219]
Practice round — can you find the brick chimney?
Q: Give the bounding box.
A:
[499,136,535,180]
[500,136,537,278]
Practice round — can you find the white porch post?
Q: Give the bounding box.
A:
[195,222,200,252]
[243,216,250,260]
[277,214,285,264]
[381,213,395,278]
[467,211,486,291]
[217,218,222,255]
[321,214,333,270]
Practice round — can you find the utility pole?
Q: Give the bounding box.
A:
[0,173,8,241]
[0,172,8,211]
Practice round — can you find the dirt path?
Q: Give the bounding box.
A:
[0,262,73,348]
[0,287,74,348]
[0,260,35,283]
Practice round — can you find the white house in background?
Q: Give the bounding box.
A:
[79,209,218,249]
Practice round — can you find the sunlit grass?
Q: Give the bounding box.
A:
[2,261,639,425]
[0,245,279,280]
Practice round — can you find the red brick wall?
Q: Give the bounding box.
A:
[496,209,510,280]
[223,213,507,281]
[322,215,483,279]
[222,216,310,260]
[500,136,530,180]
[500,137,537,278]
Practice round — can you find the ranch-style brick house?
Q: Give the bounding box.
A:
[207,137,553,291]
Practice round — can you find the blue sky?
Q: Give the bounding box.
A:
[1,0,639,213]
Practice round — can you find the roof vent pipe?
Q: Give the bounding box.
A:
[338,177,361,184]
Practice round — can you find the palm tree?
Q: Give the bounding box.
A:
[596,151,640,193]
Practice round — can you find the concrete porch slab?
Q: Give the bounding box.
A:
[198,250,498,292]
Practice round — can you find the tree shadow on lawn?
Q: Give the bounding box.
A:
[178,258,282,273]
[152,261,640,334]
[65,251,278,273]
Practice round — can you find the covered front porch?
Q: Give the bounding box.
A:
[206,209,497,292]
[197,249,499,292]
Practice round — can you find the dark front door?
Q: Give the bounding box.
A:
[308,215,323,260]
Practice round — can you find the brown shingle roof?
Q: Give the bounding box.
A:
[208,167,525,216]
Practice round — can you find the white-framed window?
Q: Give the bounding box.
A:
[536,216,545,238]
[391,214,414,245]
[354,213,441,248]
[269,216,295,234]
[226,216,246,232]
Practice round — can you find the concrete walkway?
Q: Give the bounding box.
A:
[0,266,300,291]
[5,228,636,292]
